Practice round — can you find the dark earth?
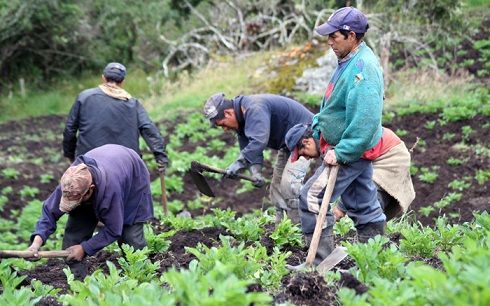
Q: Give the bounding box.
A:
[0,109,488,305]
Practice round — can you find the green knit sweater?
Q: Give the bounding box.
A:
[313,42,384,163]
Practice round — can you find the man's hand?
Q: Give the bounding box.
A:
[249,164,265,188]
[156,154,169,174]
[333,206,346,221]
[323,149,338,165]
[66,245,85,261]
[157,160,167,174]
[27,235,43,259]
[225,157,248,179]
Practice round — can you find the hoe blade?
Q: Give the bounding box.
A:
[188,169,215,197]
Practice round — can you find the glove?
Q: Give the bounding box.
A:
[156,154,169,174]
[225,156,248,179]
[249,164,265,188]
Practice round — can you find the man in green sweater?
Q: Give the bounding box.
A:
[293,6,387,267]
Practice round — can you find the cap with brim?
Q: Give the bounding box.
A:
[285,123,309,163]
[59,163,92,213]
[103,62,126,81]
[315,6,368,36]
[203,93,234,126]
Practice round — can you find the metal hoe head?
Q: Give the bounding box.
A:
[189,162,215,197]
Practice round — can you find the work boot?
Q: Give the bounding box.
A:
[356,221,386,243]
[66,259,88,280]
[287,208,301,225]
[286,226,334,271]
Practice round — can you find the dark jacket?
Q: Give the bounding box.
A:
[62,87,167,163]
[233,94,313,165]
[31,144,154,256]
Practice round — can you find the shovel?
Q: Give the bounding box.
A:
[189,161,256,197]
[0,250,70,259]
[305,165,348,272]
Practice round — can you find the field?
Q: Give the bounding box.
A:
[0,89,488,304]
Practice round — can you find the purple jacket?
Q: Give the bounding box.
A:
[31,144,153,255]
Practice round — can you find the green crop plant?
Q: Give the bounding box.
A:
[1,186,13,195]
[418,205,435,217]
[474,143,490,157]
[163,214,200,232]
[418,166,439,184]
[1,167,20,179]
[0,195,7,211]
[211,208,237,227]
[334,214,355,236]
[424,120,437,130]
[395,129,408,137]
[0,287,41,306]
[448,177,471,191]
[434,192,462,210]
[400,223,437,257]
[446,157,464,166]
[145,227,171,254]
[186,236,261,281]
[461,125,474,141]
[409,164,419,175]
[247,246,290,290]
[40,173,54,184]
[345,236,407,283]
[475,169,490,185]
[118,245,160,283]
[61,262,173,306]
[434,217,464,253]
[17,200,44,240]
[222,213,266,242]
[442,132,456,141]
[19,186,40,199]
[164,261,271,305]
[269,215,303,249]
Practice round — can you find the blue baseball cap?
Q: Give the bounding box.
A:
[285,123,310,162]
[315,7,368,36]
[103,62,126,82]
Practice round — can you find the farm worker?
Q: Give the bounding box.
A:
[62,62,169,174]
[291,6,387,266]
[28,144,154,278]
[203,93,313,224]
[285,123,415,224]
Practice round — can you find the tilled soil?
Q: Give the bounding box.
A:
[0,111,488,305]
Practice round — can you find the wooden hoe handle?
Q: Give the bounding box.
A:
[0,250,70,258]
[305,165,339,266]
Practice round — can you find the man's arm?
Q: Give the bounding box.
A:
[136,102,168,165]
[62,99,81,161]
[239,106,271,165]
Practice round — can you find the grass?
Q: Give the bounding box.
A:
[384,69,479,112]
[147,52,273,120]
[0,68,153,122]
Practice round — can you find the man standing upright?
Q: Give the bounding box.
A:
[293,7,386,267]
[203,93,312,224]
[62,62,169,173]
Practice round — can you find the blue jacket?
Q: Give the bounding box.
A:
[62,87,168,163]
[233,94,313,165]
[312,42,384,163]
[31,144,153,256]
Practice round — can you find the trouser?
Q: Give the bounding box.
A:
[62,203,147,278]
[269,148,310,224]
[298,160,386,234]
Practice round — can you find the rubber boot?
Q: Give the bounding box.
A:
[286,226,334,271]
[66,259,88,280]
[356,221,386,243]
[287,208,301,225]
